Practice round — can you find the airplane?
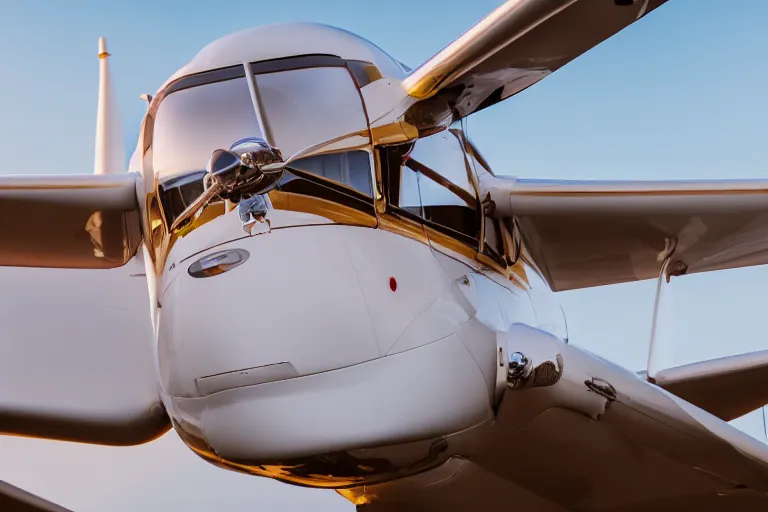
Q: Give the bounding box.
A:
[3,0,768,510]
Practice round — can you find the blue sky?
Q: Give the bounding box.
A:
[1,1,767,510]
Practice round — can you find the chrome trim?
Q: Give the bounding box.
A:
[507,351,532,384]
[503,324,564,390]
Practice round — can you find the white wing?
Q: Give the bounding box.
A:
[0,173,141,269]
[0,173,167,446]
[402,0,669,129]
[0,37,165,509]
[349,378,768,511]
[651,350,768,422]
[484,176,768,291]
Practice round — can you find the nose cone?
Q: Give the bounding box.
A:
[154,223,494,484]
[157,225,381,399]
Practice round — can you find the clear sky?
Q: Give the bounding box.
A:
[0,1,767,510]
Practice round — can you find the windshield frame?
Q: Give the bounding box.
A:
[142,54,380,166]
[146,53,382,228]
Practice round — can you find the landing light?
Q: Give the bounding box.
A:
[188,249,250,278]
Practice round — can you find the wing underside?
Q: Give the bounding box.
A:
[0,173,168,446]
[402,0,669,128]
[349,387,768,511]
[651,350,768,422]
[0,174,142,269]
[484,177,768,291]
[0,259,170,446]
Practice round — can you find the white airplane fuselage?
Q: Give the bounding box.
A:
[134,22,572,487]
[127,22,768,497]
[9,3,768,510]
[157,216,564,486]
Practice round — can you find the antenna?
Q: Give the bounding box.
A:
[647,240,677,379]
[94,37,126,175]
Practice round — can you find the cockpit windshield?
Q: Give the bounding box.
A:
[159,151,374,226]
[147,56,375,227]
[252,66,368,158]
[152,73,259,181]
[151,59,369,179]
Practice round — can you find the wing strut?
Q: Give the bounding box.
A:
[0,480,74,512]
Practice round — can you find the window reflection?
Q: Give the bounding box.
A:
[402,131,480,244]
[399,165,422,217]
[255,67,369,159]
[409,165,479,242]
[158,171,206,226]
[288,151,372,196]
[275,150,375,217]
[158,150,374,226]
[152,75,259,180]
[409,131,475,199]
[485,217,504,258]
[526,267,568,342]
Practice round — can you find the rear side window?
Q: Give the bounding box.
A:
[392,131,481,246]
[288,151,372,196]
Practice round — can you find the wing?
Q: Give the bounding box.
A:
[348,408,768,511]
[345,352,768,511]
[402,0,668,126]
[651,350,768,422]
[0,173,168,445]
[0,259,169,446]
[0,173,142,269]
[482,176,768,291]
[0,480,74,512]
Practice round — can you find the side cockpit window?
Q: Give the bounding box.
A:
[384,131,481,248]
[287,151,372,196]
[398,164,423,217]
[382,129,517,272]
[273,150,375,216]
[457,131,509,268]
[158,171,206,227]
